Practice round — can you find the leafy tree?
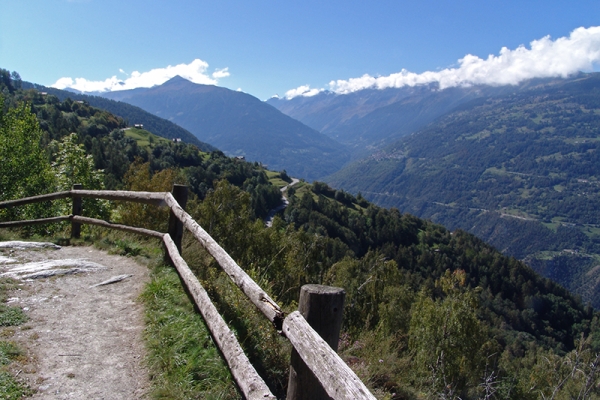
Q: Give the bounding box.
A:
[0,96,57,224]
[116,159,179,232]
[409,270,487,398]
[51,133,109,219]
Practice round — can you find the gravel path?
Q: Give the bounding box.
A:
[0,243,150,399]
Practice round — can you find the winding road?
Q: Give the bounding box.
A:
[264,178,299,227]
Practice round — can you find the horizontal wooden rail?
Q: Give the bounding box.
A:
[0,191,72,209]
[164,193,285,330]
[283,311,376,400]
[71,216,165,239]
[0,190,167,210]
[0,216,71,228]
[163,234,276,400]
[71,189,167,206]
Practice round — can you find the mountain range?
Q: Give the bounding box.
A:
[27,71,600,306]
[98,76,350,180]
[321,73,600,306]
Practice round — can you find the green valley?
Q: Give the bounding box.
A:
[327,73,600,307]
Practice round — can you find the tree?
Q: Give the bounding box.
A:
[51,133,109,219]
[409,270,487,398]
[116,159,179,232]
[0,97,57,223]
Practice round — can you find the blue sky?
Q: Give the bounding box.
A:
[1,0,600,100]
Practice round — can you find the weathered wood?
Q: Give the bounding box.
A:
[0,190,166,211]
[167,185,188,253]
[0,216,70,228]
[90,274,133,288]
[287,285,345,400]
[71,184,83,239]
[0,191,71,209]
[283,311,376,400]
[70,215,165,238]
[163,234,276,400]
[164,193,285,329]
[70,189,167,206]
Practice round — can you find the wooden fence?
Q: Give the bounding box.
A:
[0,185,376,400]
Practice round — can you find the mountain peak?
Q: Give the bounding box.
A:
[163,75,192,85]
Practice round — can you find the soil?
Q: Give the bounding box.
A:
[0,244,151,399]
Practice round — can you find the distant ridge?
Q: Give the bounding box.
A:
[267,74,592,158]
[100,76,350,180]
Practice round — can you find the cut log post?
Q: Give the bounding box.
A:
[167,185,188,253]
[71,184,83,239]
[284,311,376,400]
[287,284,346,400]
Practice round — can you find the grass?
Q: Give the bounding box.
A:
[265,170,289,189]
[140,261,239,399]
[124,128,172,148]
[0,277,31,399]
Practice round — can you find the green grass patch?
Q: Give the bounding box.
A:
[0,372,31,399]
[0,306,27,327]
[265,170,290,189]
[124,128,172,149]
[0,278,30,399]
[0,342,23,366]
[141,263,238,399]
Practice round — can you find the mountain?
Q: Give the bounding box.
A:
[23,82,216,152]
[100,76,350,180]
[267,77,584,158]
[5,68,600,397]
[326,72,600,307]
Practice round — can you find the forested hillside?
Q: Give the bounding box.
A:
[23,82,216,152]
[3,69,600,399]
[327,73,600,308]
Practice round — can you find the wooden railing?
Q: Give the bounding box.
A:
[0,185,376,400]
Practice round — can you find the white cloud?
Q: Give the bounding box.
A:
[284,85,324,99]
[285,26,600,99]
[51,59,229,93]
[212,68,230,79]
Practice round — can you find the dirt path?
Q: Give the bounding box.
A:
[0,243,150,399]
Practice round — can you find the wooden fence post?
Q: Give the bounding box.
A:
[167,184,188,252]
[71,184,83,239]
[287,284,345,400]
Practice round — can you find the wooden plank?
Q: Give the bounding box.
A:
[0,190,166,210]
[287,285,346,400]
[163,193,285,329]
[0,216,70,228]
[71,216,165,238]
[0,191,71,209]
[71,184,83,239]
[163,234,276,400]
[283,311,376,400]
[71,189,167,206]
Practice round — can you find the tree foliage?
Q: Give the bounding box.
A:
[0,96,57,223]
